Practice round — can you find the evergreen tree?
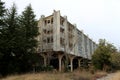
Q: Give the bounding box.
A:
[0,0,6,57]
[0,2,39,75]
[0,0,6,26]
[19,4,38,53]
[0,0,5,16]
[18,4,39,72]
[0,4,20,75]
[0,0,6,75]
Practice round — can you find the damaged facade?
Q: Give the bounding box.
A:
[37,10,97,72]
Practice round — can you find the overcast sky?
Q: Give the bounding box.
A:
[3,0,120,49]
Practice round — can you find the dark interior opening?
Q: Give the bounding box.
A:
[50,58,59,70]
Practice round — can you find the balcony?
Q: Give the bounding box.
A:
[43,24,53,30]
[70,51,74,55]
[60,25,64,29]
[60,32,64,38]
[60,47,65,51]
[37,43,53,52]
[43,43,53,49]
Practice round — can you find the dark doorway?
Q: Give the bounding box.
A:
[73,58,78,70]
[50,58,59,70]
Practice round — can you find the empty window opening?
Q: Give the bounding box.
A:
[48,20,50,24]
[47,38,50,43]
[43,39,46,43]
[51,37,53,43]
[45,20,47,25]
[51,18,53,24]
[60,38,64,46]
[60,28,64,33]
[47,31,50,34]
[60,18,64,25]
[43,29,46,33]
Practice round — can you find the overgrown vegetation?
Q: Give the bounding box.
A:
[92,39,120,71]
[1,69,107,80]
[0,0,40,76]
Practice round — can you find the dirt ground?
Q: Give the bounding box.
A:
[97,71,120,80]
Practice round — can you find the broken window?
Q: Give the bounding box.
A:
[43,39,46,43]
[45,20,47,25]
[51,37,53,43]
[47,31,50,34]
[47,37,50,43]
[60,18,64,25]
[43,29,46,33]
[48,20,50,24]
[60,38,64,46]
[51,18,53,24]
[60,28,64,33]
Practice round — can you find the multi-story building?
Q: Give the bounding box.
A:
[37,10,97,72]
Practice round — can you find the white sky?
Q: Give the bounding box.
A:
[3,0,120,49]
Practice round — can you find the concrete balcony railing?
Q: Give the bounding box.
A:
[43,24,53,30]
[60,47,65,51]
[37,43,53,52]
[60,33,64,38]
[44,34,53,37]
[42,43,53,50]
[60,25,64,29]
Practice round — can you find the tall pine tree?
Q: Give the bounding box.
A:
[0,3,20,75]
[18,4,39,72]
[19,4,39,53]
[0,3,39,75]
[0,0,6,26]
[0,0,6,57]
[0,0,6,75]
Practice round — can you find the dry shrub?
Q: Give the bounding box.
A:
[71,69,92,80]
[95,71,107,77]
[92,71,107,80]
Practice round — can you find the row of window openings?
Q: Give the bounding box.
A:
[45,18,53,25]
[44,19,64,25]
[43,37,53,43]
[43,27,64,34]
[43,29,53,34]
[44,19,74,32]
[44,19,76,32]
[43,27,75,35]
[43,38,73,46]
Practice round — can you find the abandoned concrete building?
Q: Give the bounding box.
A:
[37,10,97,72]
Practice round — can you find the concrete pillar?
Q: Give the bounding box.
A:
[53,10,61,51]
[58,54,63,72]
[70,58,73,72]
[41,54,47,67]
[43,56,47,67]
[69,56,75,72]
[64,16,69,53]
[78,59,82,68]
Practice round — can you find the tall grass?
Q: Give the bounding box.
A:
[1,69,107,80]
